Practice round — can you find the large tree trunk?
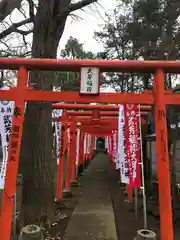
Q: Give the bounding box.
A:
[19,1,69,226]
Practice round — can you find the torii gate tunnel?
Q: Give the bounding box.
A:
[0,58,180,240]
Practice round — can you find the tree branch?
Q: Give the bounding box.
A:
[0,17,32,39]
[61,0,98,16]
[15,28,32,35]
[0,0,98,40]
[27,0,35,20]
[0,0,22,21]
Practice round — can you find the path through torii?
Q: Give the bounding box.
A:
[0,58,179,240]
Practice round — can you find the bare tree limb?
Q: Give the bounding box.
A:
[0,38,31,56]
[0,0,98,40]
[0,0,22,21]
[15,28,32,35]
[27,0,35,20]
[61,0,98,16]
[0,17,32,39]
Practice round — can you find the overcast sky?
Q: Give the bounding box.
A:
[59,0,116,53]
[60,0,117,92]
[1,1,116,90]
[2,1,179,89]
[2,1,116,55]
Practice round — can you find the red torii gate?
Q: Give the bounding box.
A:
[63,110,148,116]
[53,108,145,182]
[0,58,179,240]
[52,103,150,125]
[52,103,152,111]
[53,112,117,199]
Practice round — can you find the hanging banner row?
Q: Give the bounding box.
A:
[106,104,141,188]
[0,98,141,189]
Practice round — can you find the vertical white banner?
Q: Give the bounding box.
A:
[107,136,110,153]
[84,134,87,154]
[0,86,14,190]
[105,137,108,149]
[109,136,111,154]
[76,129,80,165]
[87,135,91,154]
[53,109,62,165]
[118,104,129,184]
[94,136,97,149]
[112,131,118,168]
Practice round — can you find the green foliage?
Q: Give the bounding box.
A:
[54,36,103,92]
[61,36,96,60]
[127,0,180,60]
[94,0,180,91]
[54,71,79,92]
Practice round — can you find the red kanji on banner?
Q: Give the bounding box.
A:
[124,104,141,188]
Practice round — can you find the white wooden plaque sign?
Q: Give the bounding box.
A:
[80,67,100,95]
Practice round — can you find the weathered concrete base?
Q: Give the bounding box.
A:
[71,180,79,187]
[135,229,156,240]
[63,189,73,198]
[54,199,66,209]
[19,225,44,240]
[124,199,134,211]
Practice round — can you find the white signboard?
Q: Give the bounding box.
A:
[80,67,99,95]
[0,86,14,189]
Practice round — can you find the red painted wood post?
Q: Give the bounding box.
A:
[71,122,77,181]
[65,123,74,190]
[90,135,92,159]
[80,131,85,174]
[0,67,27,240]
[127,184,133,201]
[85,133,88,161]
[154,69,173,240]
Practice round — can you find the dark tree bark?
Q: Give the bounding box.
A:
[0,0,99,228]
[19,1,70,226]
